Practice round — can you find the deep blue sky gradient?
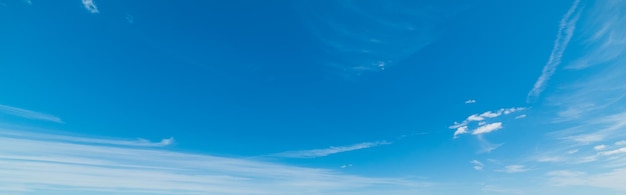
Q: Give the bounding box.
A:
[2,0,626,194]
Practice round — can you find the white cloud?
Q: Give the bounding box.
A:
[453,126,468,138]
[567,149,579,154]
[82,0,99,14]
[0,130,428,194]
[0,104,62,123]
[480,111,499,118]
[615,140,626,146]
[594,144,607,150]
[272,141,391,158]
[470,160,483,171]
[527,0,581,101]
[598,147,626,156]
[515,114,527,119]
[449,107,525,138]
[465,99,476,104]
[472,122,503,135]
[340,164,352,169]
[499,165,528,173]
[467,114,484,121]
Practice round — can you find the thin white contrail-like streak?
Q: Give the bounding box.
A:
[0,104,62,123]
[527,0,581,102]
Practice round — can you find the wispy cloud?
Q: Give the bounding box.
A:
[0,130,428,194]
[271,141,391,158]
[515,114,527,119]
[499,165,529,173]
[470,160,484,171]
[598,147,626,156]
[547,169,626,191]
[298,1,460,75]
[594,144,607,151]
[0,104,62,123]
[0,129,173,147]
[82,0,99,14]
[567,149,579,154]
[534,2,626,189]
[527,0,581,101]
[465,99,476,104]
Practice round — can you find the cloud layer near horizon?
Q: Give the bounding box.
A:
[0,128,427,194]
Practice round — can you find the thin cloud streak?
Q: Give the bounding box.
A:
[0,104,62,123]
[0,129,173,147]
[0,130,429,194]
[499,165,528,173]
[272,141,391,158]
[527,0,581,101]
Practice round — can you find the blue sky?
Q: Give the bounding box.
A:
[1,0,626,194]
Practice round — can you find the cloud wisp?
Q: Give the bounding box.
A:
[547,169,626,191]
[470,160,484,171]
[0,128,174,147]
[499,165,529,173]
[0,130,428,194]
[271,141,391,158]
[527,0,582,101]
[465,99,477,104]
[0,104,63,123]
[82,0,99,14]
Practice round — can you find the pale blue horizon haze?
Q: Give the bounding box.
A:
[1,0,626,194]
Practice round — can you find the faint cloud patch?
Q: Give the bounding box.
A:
[470,160,484,171]
[499,165,529,173]
[82,0,99,14]
[297,0,463,75]
[547,169,626,191]
[126,14,134,24]
[481,185,524,195]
